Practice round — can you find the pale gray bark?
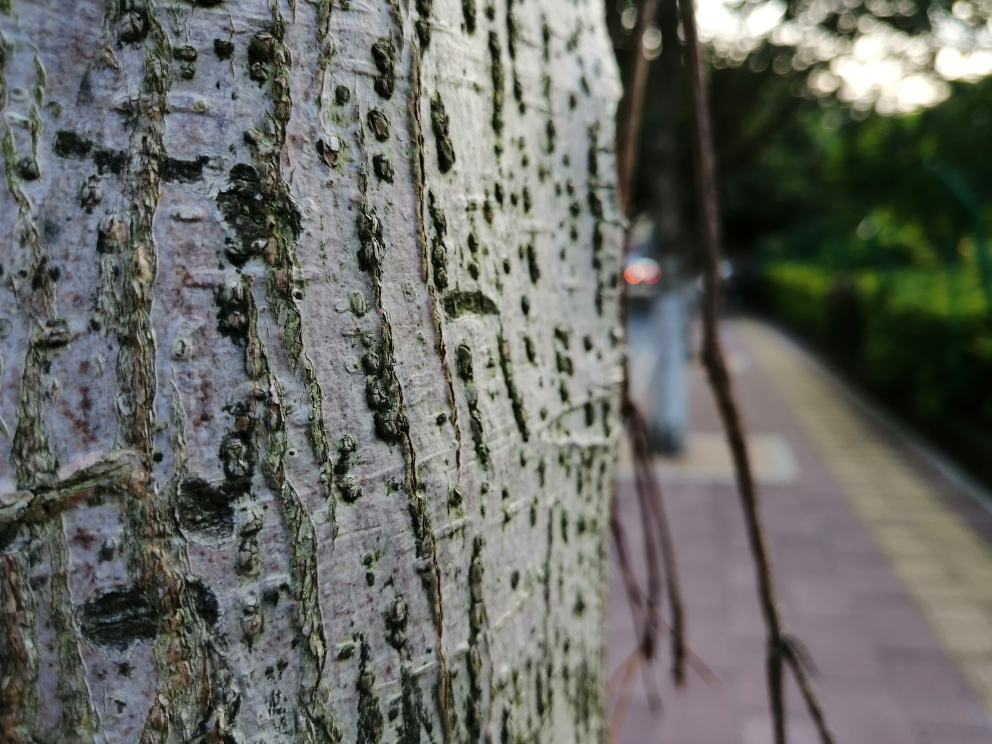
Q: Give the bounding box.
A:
[0,0,624,742]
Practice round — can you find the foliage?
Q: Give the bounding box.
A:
[763,260,992,423]
[720,71,992,268]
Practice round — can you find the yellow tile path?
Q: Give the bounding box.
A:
[739,319,992,715]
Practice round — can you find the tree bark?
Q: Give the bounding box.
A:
[0,0,624,742]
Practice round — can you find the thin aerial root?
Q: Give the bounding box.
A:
[677,0,837,737]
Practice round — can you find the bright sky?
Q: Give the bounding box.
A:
[695,0,992,112]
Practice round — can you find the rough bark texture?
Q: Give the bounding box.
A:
[0,0,623,743]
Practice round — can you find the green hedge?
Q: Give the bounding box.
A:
[762,261,992,424]
[763,263,835,341]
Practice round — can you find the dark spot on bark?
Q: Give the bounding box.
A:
[456,343,474,383]
[92,147,128,176]
[498,333,529,440]
[161,155,211,183]
[357,639,384,744]
[216,163,299,265]
[526,242,540,283]
[335,435,365,502]
[37,319,71,348]
[339,474,363,503]
[335,85,351,104]
[357,205,384,272]
[521,295,530,316]
[371,39,395,99]
[54,130,92,159]
[442,291,498,318]
[247,32,276,83]
[174,45,198,62]
[361,350,382,376]
[588,191,603,219]
[372,154,393,183]
[116,10,148,44]
[98,540,116,562]
[427,191,449,289]
[176,474,235,543]
[54,130,128,175]
[213,39,235,59]
[463,0,477,32]
[316,138,340,168]
[507,0,518,57]
[215,282,250,341]
[367,109,390,141]
[430,93,456,173]
[17,156,39,181]
[383,595,408,649]
[416,19,432,46]
[188,579,220,627]
[489,33,504,138]
[78,585,160,651]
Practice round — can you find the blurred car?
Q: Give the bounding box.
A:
[624,255,663,300]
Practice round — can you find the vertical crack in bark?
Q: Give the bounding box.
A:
[464,534,495,742]
[48,520,100,740]
[110,6,239,744]
[0,22,93,742]
[315,0,333,109]
[408,52,461,474]
[382,310,456,744]
[497,329,529,442]
[228,7,342,740]
[356,634,385,744]
[2,22,58,491]
[233,274,339,744]
[586,123,609,317]
[259,6,338,540]
[354,63,454,740]
[538,502,555,735]
[0,553,39,744]
[384,595,434,744]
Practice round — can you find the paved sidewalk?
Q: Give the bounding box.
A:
[610,319,992,744]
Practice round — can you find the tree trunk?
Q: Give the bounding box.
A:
[0,0,624,742]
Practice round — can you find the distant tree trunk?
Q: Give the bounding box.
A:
[0,0,624,742]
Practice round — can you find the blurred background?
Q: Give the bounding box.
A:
[606,0,992,740]
[612,0,992,479]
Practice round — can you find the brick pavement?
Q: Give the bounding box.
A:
[610,319,992,744]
